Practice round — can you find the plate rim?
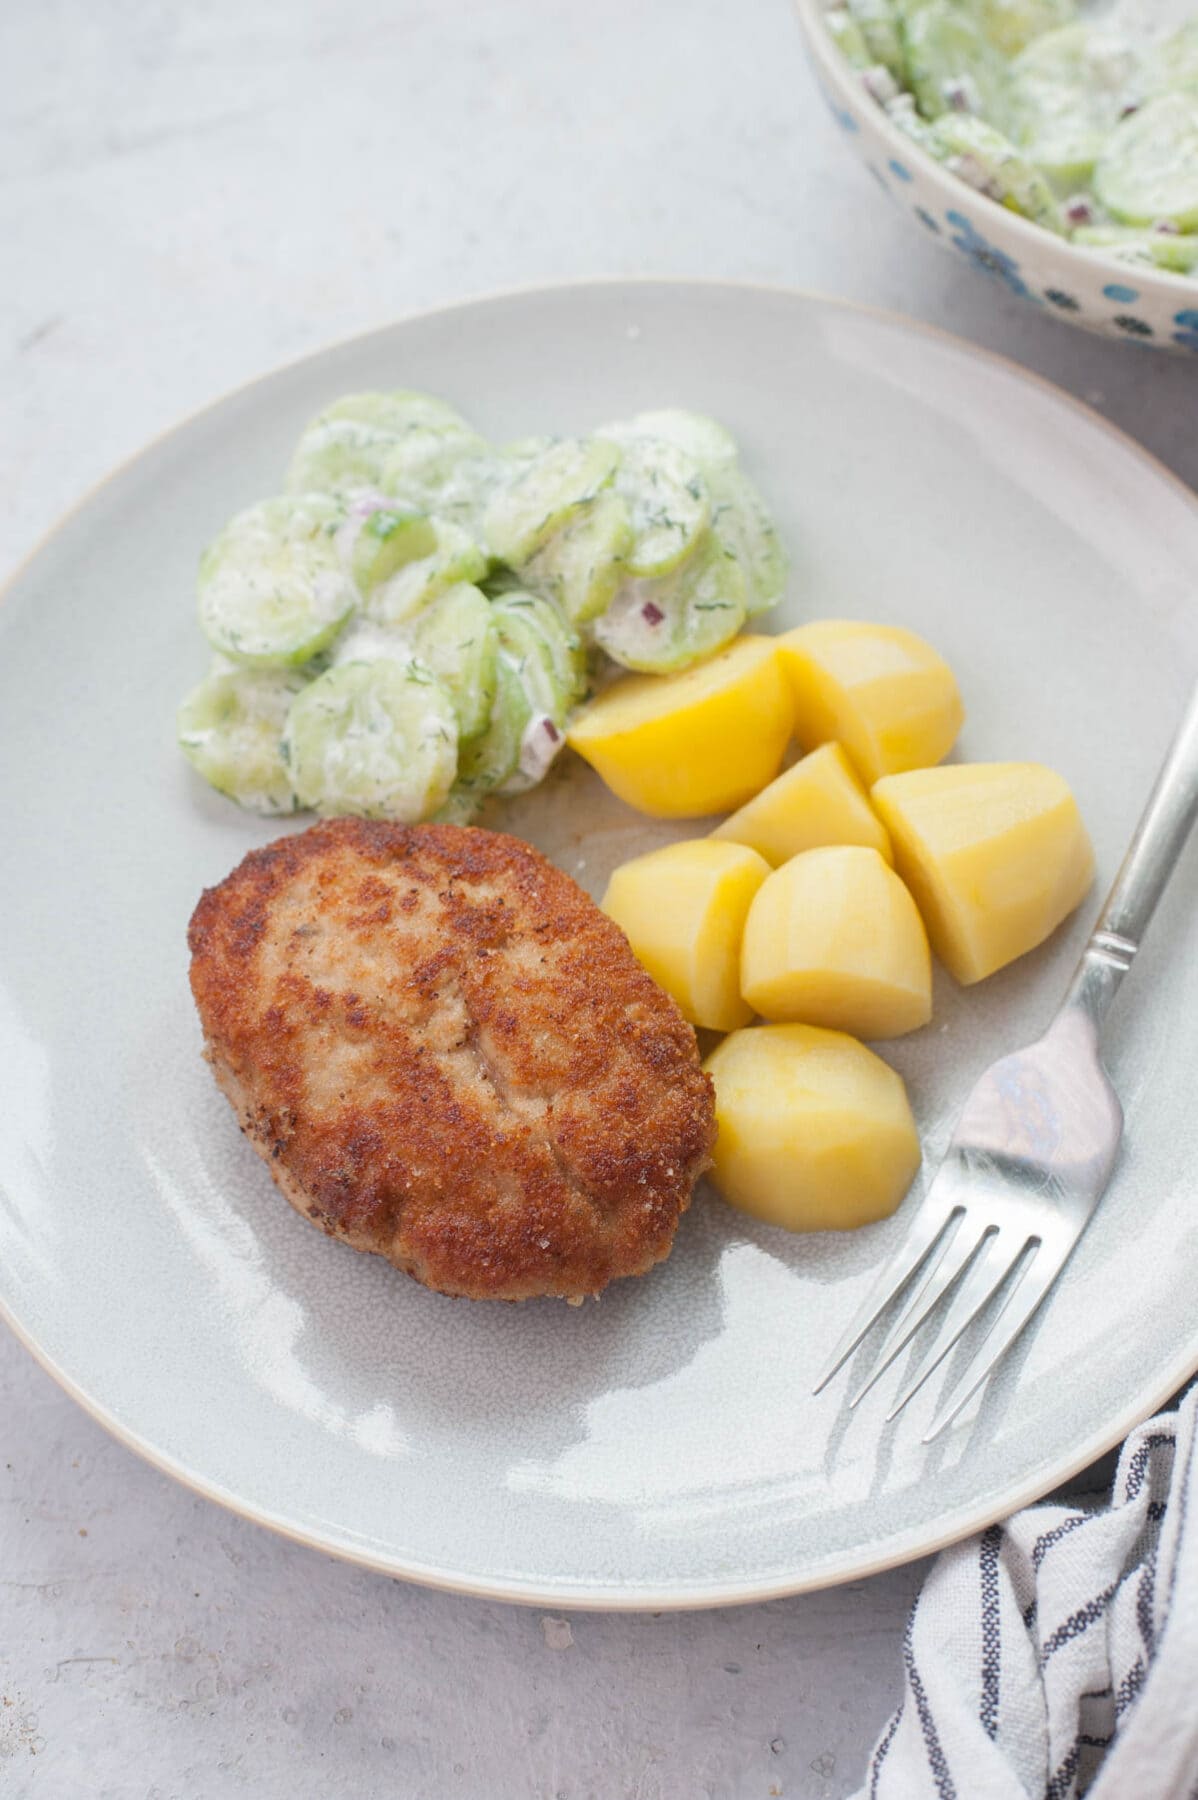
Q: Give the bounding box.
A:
[3,277,1198,1611]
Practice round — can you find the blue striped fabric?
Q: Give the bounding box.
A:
[854,1384,1198,1800]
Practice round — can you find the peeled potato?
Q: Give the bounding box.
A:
[712,742,893,867]
[566,636,792,817]
[872,762,1094,985]
[740,845,932,1037]
[704,1024,921,1231]
[778,620,964,786]
[601,839,770,1031]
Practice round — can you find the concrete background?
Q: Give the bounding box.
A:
[2,2,1195,1796]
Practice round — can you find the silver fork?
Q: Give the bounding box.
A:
[813,681,1198,1442]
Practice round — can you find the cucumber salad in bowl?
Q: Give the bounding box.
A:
[177,392,787,823]
[824,0,1198,274]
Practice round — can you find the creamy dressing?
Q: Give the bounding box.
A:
[181,391,785,824]
[197,493,356,664]
[283,660,458,821]
[330,618,418,668]
[367,521,486,627]
[332,490,394,575]
[1104,0,1193,38]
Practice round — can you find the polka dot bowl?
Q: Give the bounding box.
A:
[792,0,1198,350]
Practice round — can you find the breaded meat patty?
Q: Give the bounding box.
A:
[187,818,715,1301]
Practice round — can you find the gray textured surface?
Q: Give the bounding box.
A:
[2,2,1194,1796]
[0,1362,924,1797]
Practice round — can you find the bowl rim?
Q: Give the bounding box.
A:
[791,0,1198,305]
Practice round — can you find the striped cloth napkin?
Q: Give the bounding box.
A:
[854,1382,1198,1800]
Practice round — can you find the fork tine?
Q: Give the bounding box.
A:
[921,1232,1076,1443]
[883,1227,1032,1422]
[849,1213,995,1408]
[811,1197,960,1396]
[888,1215,995,1351]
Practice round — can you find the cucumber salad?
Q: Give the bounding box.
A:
[177,392,787,822]
[825,0,1198,274]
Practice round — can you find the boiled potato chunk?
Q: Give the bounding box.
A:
[872,762,1094,985]
[704,1024,921,1231]
[778,620,964,786]
[566,636,792,817]
[601,839,770,1031]
[741,846,932,1037]
[712,742,893,866]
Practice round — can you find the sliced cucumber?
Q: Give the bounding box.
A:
[611,438,710,578]
[489,622,564,744]
[598,409,739,469]
[885,91,940,151]
[1141,230,1198,274]
[847,0,906,81]
[431,787,488,826]
[968,0,1076,58]
[1070,224,1155,263]
[594,531,748,675]
[286,421,404,499]
[825,6,873,69]
[198,494,357,668]
[491,589,586,723]
[286,390,475,495]
[334,391,472,434]
[1095,95,1198,231]
[1005,24,1141,191]
[379,423,489,484]
[706,465,788,617]
[1073,224,1198,272]
[379,433,502,536]
[927,113,1065,228]
[500,434,558,468]
[177,666,305,814]
[366,520,489,626]
[897,1,1005,121]
[1151,21,1198,97]
[410,581,498,741]
[282,659,458,821]
[345,503,438,596]
[452,653,532,809]
[493,589,586,705]
[328,617,414,667]
[483,437,620,566]
[518,491,633,625]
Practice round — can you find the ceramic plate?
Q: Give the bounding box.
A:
[3,282,1197,1610]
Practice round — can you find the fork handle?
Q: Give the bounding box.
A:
[1063,677,1198,1032]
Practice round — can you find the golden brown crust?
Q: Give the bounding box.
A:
[187,818,715,1300]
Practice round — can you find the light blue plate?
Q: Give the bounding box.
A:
[2,282,1197,1607]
